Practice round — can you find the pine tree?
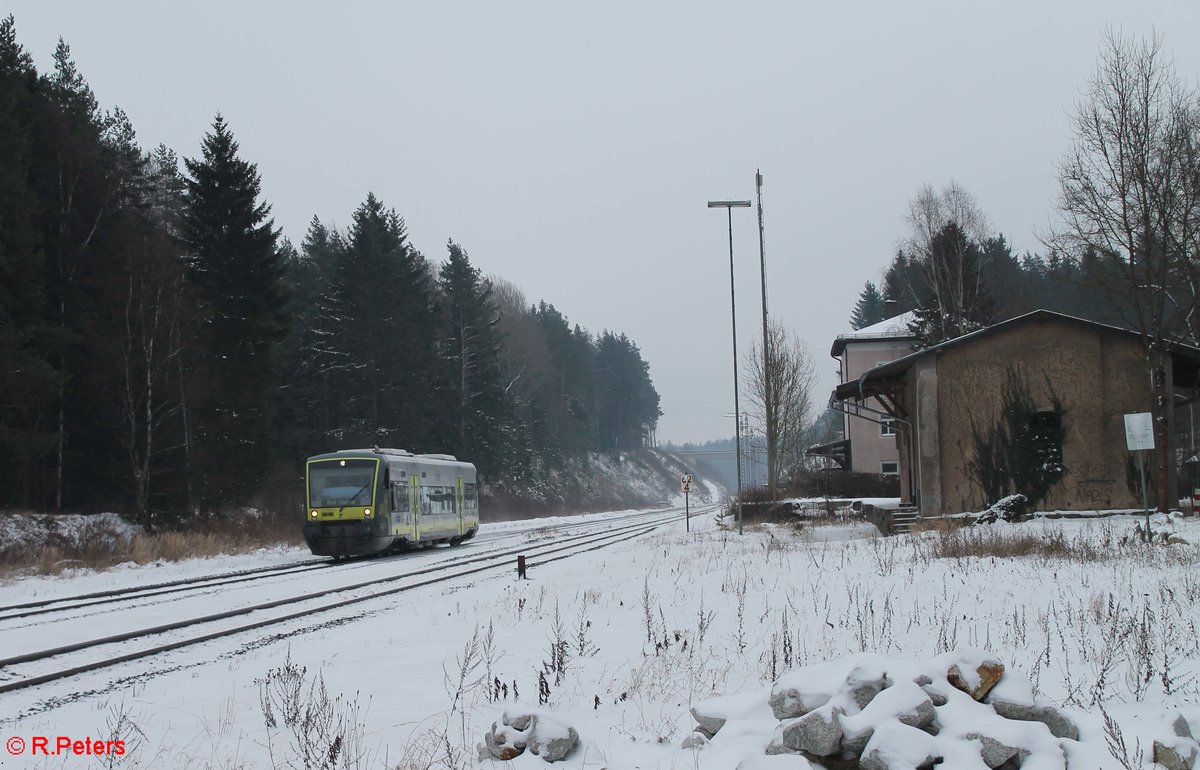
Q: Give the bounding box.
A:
[439,240,506,475]
[277,217,343,456]
[325,194,441,450]
[849,282,885,329]
[0,15,57,508]
[594,332,661,452]
[180,114,288,509]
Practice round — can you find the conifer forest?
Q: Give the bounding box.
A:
[0,18,662,524]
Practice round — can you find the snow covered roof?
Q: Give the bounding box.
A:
[831,311,918,357]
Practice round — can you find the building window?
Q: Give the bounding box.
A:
[1031,409,1065,476]
[880,417,896,436]
[881,461,899,476]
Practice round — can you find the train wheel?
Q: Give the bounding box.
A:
[449,536,463,547]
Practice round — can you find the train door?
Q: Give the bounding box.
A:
[455,477,465,535]
[409,475,421,541]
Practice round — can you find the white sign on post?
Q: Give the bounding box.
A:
[1124,412,1155,451]
[680,474,693,493]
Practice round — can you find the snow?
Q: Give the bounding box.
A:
[0,510,1198,768]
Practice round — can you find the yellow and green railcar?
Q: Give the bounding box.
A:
[303,447,479,557]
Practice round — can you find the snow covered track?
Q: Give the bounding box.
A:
[0,506,693,623]
[0,557,332,621]
[0,506,705,705]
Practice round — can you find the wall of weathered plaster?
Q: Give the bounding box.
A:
[927,318,1150,514]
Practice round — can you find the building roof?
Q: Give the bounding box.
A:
[830,311,918,357]
[833,309,1200,403]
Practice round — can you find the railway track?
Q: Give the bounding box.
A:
[0,505,694,623]
[0,505,712,699]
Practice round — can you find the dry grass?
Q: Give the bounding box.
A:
[909,516,970,534]
[916,522,1117,562]
[0,510,305,579]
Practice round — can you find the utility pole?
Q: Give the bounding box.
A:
[707,199,752,535]
[756,169,774,499]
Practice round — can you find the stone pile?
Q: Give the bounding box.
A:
[686,650,1086,769]
[478,710,579,763]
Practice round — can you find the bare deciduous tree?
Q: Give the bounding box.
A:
[490,276,547,405]
[745,319,817,497]
[1054,31,1200,511]
[902,182,994,345]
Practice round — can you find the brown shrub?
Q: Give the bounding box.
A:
[0,509,305,580]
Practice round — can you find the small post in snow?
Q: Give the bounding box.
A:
[517,554,527,579]
[681,473,693,532]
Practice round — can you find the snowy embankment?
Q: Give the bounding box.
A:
[1,509,1197,769]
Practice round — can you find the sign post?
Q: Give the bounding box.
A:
[681,473,693,532]
[1124,412,1155,538]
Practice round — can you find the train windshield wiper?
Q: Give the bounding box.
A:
[340,480,373,512]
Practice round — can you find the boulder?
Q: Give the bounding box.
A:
[990,700,1079,741]
[504,711,533,731]
[840,682,936,756]
[681,732,707,750]
[769,654,890,720]
[481,720,528,760]
[528,714,579,762]
[778,705,846,756]
[947,658,1005,701]
[1153,737,1199,770]
[965,732,1026,769]
[919,684,948,707]
[768,686,831,721]
[860,748,943,770]
[846,665,893,711]
[1174,713,1195,740]
[691,704,727,738]
[857,722,943,770]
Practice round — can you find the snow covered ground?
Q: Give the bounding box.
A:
[1,505,1198,768]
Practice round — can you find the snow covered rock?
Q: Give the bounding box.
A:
[681,732,708,749]
[965,731,1026,768]
[504,711,533,731]
[841,681,937,755]
[941,649,1006,701]
[772,704,846,756]
[988,701,1078,740]
[1155,713,1200,770]
[480,711,578,763]
[692,687,768,737]
[1174,713,1195,740]
[528,714,579,762]
[768,653,891,720]
[858,722,942,770]
[480,719,528,760]
[1154,737,1199,770]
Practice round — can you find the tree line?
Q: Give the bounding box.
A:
[0,17,661,526]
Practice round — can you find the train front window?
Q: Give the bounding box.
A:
[308,459,377,507]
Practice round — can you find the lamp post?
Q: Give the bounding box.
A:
[708,199,752,535]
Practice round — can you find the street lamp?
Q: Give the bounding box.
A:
[708,199,752,535]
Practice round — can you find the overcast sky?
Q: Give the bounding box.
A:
[7,1,1200,445]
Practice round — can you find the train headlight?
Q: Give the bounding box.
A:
[363,508,372,518]
[310,510,318,519]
